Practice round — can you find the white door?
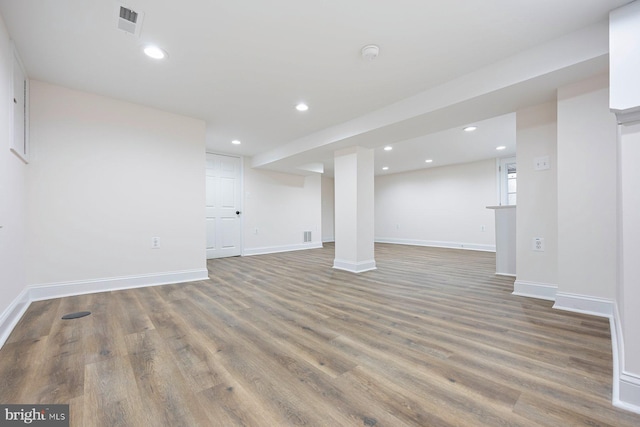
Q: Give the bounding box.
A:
[206,153,242,258]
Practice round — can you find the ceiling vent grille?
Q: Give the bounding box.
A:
[120,7,137,24]
[116,5,144,36]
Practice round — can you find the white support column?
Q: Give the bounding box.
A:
[333,147,376,273]
[616,122,640,412]
[610,0,640,413]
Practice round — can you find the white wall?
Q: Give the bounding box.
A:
[321,176,334,242]
[375,159,497,251]
[27,81,206,285]
[557,74,618,300]
[243,159,322,255]
[0,16,28,323]
[515,102,558,293]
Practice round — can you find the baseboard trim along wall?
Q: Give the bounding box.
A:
[332,259,377,273]
[243,242,322,256]
[0,287,31,351]
[512,280,558,301]
[0,268,209,349]
[375,237,495,252]
[611,304,640,414]
[552,292,615,317]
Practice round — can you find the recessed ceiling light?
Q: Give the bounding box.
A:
[463,126,478,132]
[231,140,241,145]
[425,159,433,163]
[143,45,167,59]
[295,103,309,112]
[382,166,389,171]
[384,146,393,151]
[496,146,507,150]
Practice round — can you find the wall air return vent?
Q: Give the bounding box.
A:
[116,5,144,37]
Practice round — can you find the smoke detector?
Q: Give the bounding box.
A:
[361,44,380,61]
[116,4,144,37]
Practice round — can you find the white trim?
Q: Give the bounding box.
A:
[243,242,322,257]
[512,280,557,301]
[496,273,517,278]
[333,259,377,273]
[375,237,495,252]
[0,269,208,349]
[610,303,640,414]
[552,292,614,317]
[613,107,640,126]
[0,287,31,349]
[28,269,209,301]
[322,238,335,243]
[618,374,640,414]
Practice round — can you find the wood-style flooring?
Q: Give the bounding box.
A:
[1,243,639,426]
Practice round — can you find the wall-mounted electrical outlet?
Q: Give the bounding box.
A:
[481,225,486,232]
[152,237,161,249]
[532,237,545,252]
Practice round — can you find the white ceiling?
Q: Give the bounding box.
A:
[0,0,628,175]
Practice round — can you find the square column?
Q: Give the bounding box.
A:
[333,147,376,273]
[611,1,640,412]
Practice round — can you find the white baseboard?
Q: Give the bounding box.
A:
[512,280,557,301]
[375,237,495,252]
[552,292,614,318]
[333,259,377,273]
[322,238,335,243]
[243,242,323,257]
[617,374,640,414]
[28,269,209,301]
[0,268,209,349]
[0,287,31,350]
[610,303,640,414]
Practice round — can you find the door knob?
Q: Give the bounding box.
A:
[236,211,241,215]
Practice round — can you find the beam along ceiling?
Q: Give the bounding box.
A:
[0,0,629,173]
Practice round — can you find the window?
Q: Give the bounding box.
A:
[499,157,516,205]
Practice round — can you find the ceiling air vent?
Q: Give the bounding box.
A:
[116,5,144,36]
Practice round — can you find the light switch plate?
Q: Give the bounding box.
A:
[534,156,550,171]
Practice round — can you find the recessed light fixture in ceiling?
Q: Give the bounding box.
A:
[425,159,433,163]
[143,45,167,59]
[361,44,380,61]
[382,166,389,171]
[384,146,393,151]
[463,126,478,132]
[496,146,507,151]
[231,140,241,145]
[295,103,309,112]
